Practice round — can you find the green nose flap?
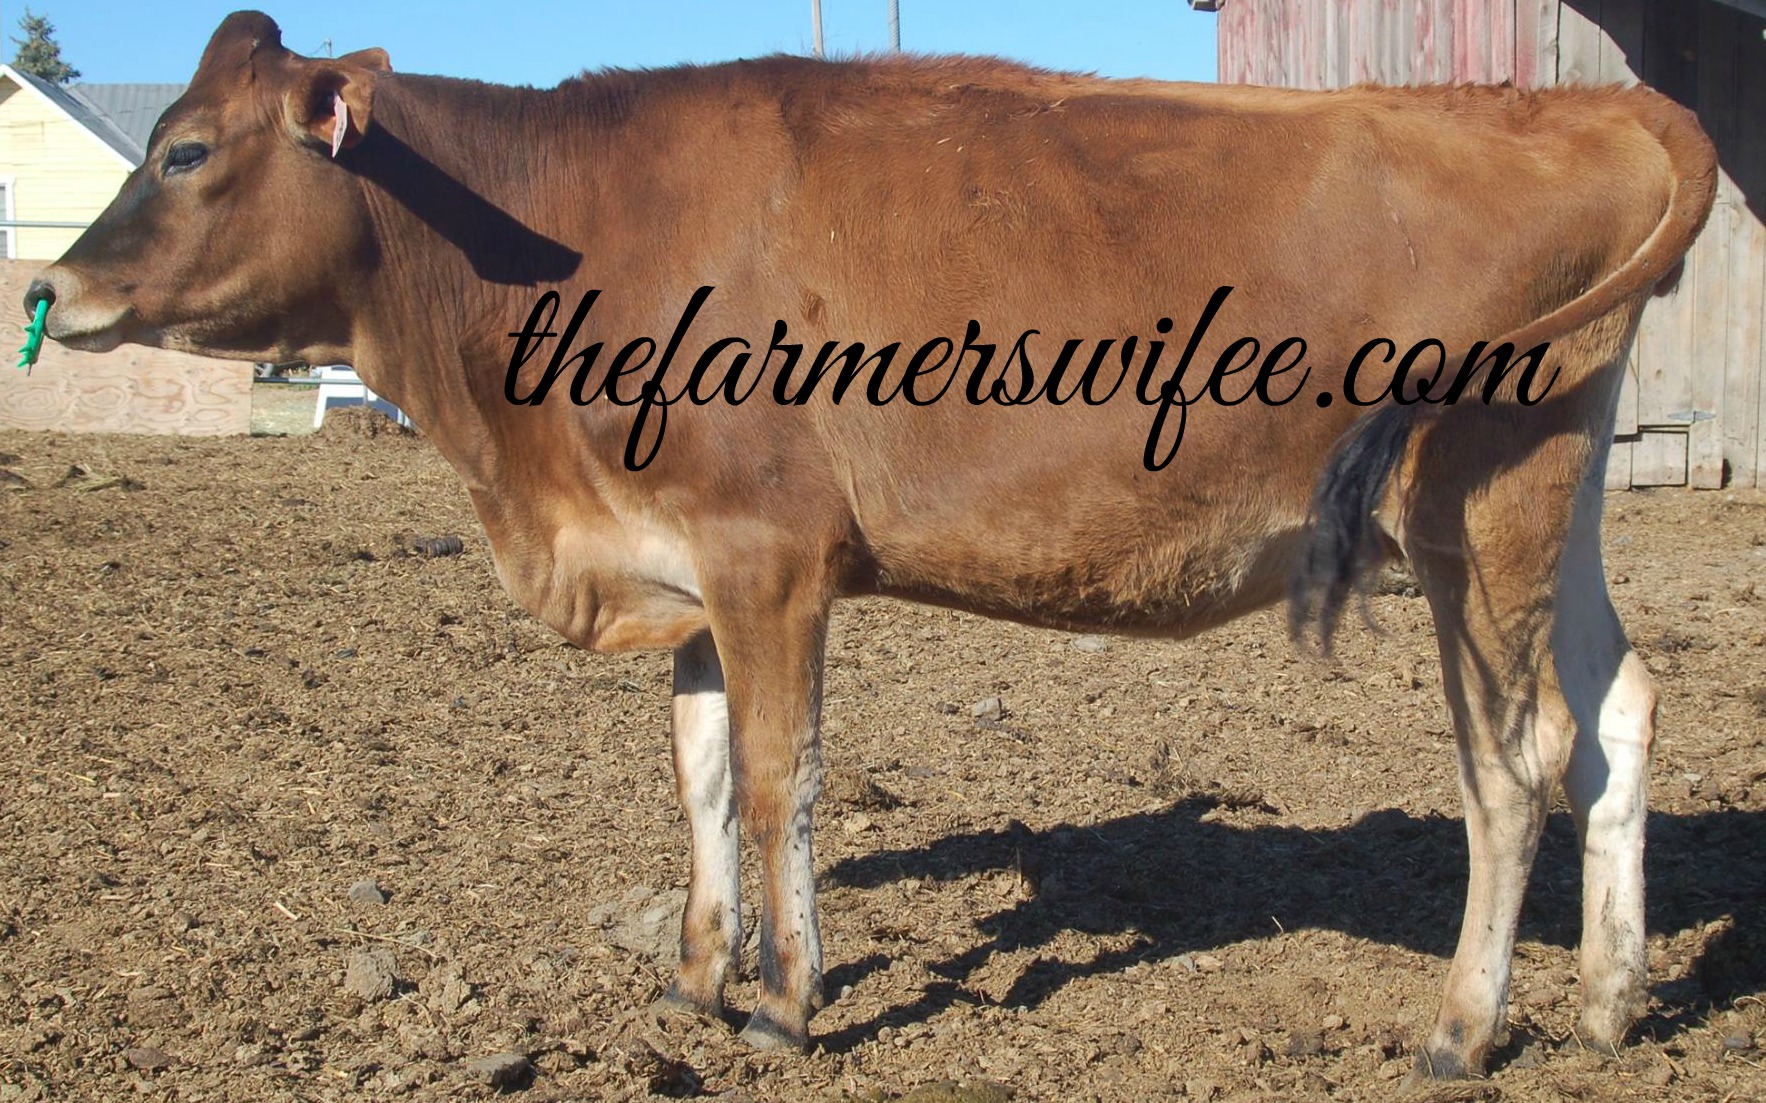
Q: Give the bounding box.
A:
[17,298,47,372]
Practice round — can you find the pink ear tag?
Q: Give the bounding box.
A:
[331,93,348,157]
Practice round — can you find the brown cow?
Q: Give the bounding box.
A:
[26,11,1715,1081]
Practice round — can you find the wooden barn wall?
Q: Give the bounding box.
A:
[1217,0,1531,86]
[1215,0,1766,489]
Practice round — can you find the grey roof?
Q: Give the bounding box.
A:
[3,66,184,166]
[70,83,186,158]
[6,65,139,163]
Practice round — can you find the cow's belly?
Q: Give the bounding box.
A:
[811,378,1341,636]
[864,512,1311,637]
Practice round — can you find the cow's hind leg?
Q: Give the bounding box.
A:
[1556,477,1656,1051]
[657,631,741,1020]
[1403,432,1592,1081]
[1414,635,1574,1081]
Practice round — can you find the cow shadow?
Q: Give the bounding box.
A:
[355,129,582,286]
[817,798,1766,1052]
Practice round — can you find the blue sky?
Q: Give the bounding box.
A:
[9,2,1216,88]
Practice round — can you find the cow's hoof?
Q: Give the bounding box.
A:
[1402,1048,1478,1090]
[651,983,724,1024]
[738,1010,809,1053]
[1574,1012,1634,1059]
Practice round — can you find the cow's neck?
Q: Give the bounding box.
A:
[345,72,616,490]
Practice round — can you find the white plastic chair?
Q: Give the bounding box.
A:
[311,365,412,429]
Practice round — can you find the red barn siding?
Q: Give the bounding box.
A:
[1216,0,1530,88]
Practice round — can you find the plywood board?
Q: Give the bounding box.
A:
[0,261,250,437]
[0,351,252,436]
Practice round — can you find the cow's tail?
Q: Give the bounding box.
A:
[1288,92,1718,650]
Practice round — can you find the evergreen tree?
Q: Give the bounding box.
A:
[12,10,80,85]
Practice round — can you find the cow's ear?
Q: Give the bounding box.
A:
[338,48,392,74]
[287,54,386,156]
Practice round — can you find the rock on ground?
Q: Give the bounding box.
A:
[347,878,387,904]
[463,1052,533,1090]
[342,948,400,1002]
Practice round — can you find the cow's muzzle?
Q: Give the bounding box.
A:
[22,269,129,352]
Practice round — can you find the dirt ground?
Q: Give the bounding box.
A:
[249,383,323,438]
[1,416,1762,1103]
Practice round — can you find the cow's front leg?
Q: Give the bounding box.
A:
[703,575,830,1051]
[657,630,740,1020]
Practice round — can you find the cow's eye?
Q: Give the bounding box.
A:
[163,142,209,175]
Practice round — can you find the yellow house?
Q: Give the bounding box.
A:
[0,64,183,260]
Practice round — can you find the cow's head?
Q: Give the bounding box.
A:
[26,11,390,363]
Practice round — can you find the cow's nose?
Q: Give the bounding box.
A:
[24,278,55,317]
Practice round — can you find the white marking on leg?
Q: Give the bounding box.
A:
[788,740,824,1002]
[749,718,826,1035]
[1431,708,1561,1074]
[1554,474,1654,1044]
[673,633,739,999]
